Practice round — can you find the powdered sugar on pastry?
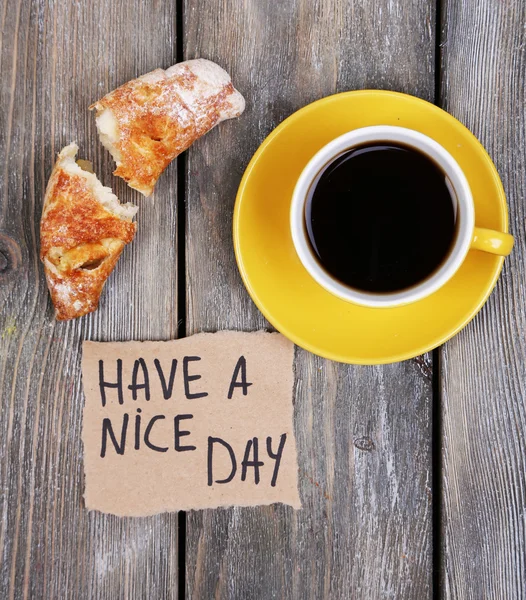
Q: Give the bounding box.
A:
[40,143,137,320]
[90,59,245,197]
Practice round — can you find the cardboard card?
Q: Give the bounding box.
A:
[81,331,300,516]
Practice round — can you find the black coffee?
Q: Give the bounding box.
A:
[305,143,457,293]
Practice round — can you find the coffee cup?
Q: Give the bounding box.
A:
[290,125,514,308]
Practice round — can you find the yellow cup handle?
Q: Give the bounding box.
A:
[471,227,514,256]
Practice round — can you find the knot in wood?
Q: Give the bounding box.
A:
[354,436,375,452]
[0,233,22,279]
[413,355,432,382]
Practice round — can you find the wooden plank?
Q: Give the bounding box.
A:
[439,0,526,596]
[184,1,436,597]
[0,0,180,597]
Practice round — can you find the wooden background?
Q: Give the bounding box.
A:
[0,0,524,598]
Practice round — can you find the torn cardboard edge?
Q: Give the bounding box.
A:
[82,331,301,516]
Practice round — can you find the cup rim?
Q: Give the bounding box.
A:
[290,125,475,308]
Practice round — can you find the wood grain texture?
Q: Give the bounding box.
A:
[439,0,526,597]
[184,1,435,597]
[0,0,180,597]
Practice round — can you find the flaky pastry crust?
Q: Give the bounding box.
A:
[40,144,137,320]
[90,59,245,196]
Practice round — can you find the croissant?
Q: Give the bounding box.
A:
[90,58,245,197]
[40,143,137,320]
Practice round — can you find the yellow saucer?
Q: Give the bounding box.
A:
[233,90,509,364]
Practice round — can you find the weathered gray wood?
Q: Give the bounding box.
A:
[0,0,180,598]
[439,1,526,597]
[184,1,435,597]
